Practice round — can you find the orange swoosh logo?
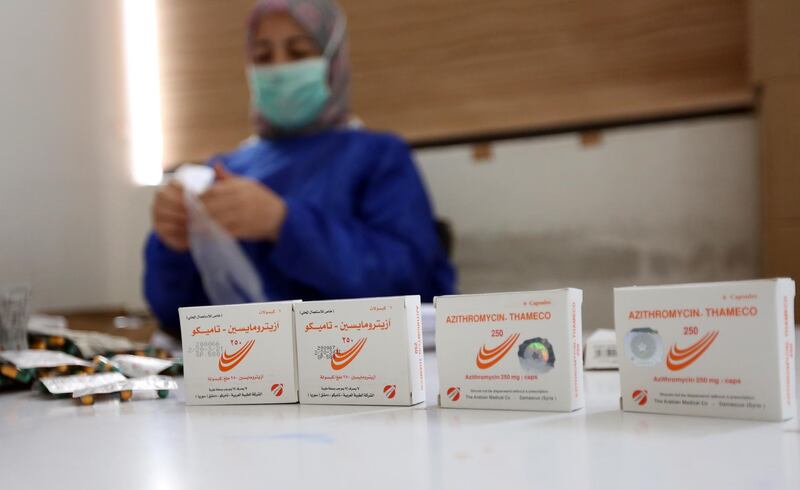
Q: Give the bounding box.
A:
[218,339,256,372]
[666,331,719,371]
[331,338,367,371]
[476,333,520,369]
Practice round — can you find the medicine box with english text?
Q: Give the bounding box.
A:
[294,296,425,406]
[179,301,299,405]
[435,289,585,411]
[614,279,796,421]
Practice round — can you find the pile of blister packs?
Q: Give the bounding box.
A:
[0,332,181,405]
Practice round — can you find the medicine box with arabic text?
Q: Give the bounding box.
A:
[294,296,425,406]
[180,301,299,405]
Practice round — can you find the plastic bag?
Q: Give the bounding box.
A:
[173,165,266,305]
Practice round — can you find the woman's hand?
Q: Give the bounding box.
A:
[152,181,189,252]
[200,164,287,241]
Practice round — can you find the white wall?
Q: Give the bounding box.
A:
[0,0,131,311]
[416,115,759,329]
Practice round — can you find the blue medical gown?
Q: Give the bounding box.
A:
[144,129,456,335]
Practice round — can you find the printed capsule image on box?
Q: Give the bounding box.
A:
[435,289,585,412]
[294,296,425,406]
[179,301,299,405]
[614,278,796,421]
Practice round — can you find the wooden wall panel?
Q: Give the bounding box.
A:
[158,0,254,165]
[158,0,750,165]
[752,0,800,310]
[750,0,800,83]
[759,79,800,291]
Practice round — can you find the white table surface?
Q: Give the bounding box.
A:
[1,349,798,490]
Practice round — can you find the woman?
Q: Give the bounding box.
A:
[144,0,456,335]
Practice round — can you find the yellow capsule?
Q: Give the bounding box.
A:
[119,390,133,402]
[79,395,95,406]
[1,365,17,379]
[49,336,66,347]
[92,356,111,372]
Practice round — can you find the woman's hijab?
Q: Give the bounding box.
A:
[246,0,351,138]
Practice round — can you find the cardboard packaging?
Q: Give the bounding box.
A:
[179,301,299,405]
[294,296,425,406]
[584,329,619,370]
[435,289,585,411]
[614,279,796,421]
